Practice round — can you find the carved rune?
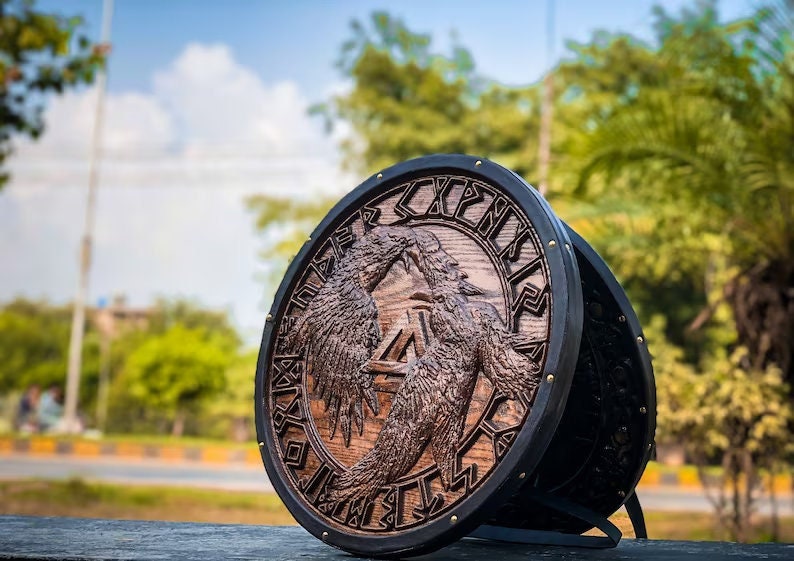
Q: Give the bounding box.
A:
[286,225,542,503]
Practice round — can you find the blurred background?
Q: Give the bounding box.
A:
[0,0,792,544]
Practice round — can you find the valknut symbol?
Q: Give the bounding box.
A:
[255,155,656,558]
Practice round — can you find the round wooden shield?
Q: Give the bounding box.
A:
[255,155,583,557]
[487,225,656,534]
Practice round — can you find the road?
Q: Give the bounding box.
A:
[0,455,272,493]
[1,455,791,515]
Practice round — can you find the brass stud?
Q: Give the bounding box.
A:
[565,243,570,250]
[548,240,557,248]
[640,406,647,414]
[450,515,458,524]
[321,531,328,540]
[618,315,626,323]
[519,472,526,479]
[546,374,555,383]
[258,442,265,448]
[266,314,273,322]
[637,335,644,344]
[618,490,626,498]
[475,160,482,167]
[376,173,383,180]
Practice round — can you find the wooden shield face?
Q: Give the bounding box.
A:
[255,155,582,557]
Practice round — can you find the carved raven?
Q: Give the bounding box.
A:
[285,226,418,446]
[326,239,541,502]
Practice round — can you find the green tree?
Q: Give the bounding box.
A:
[145,298,241,349]
[201,349,257,442]
[121,324,231,437]
[570,0,794,384]
[0,299,99,401]
[104,298,241,436]
[0,0,105,188]
[314,11,541,179]
[657,341,792,540]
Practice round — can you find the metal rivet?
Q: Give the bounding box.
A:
[618,315,626,323]
[266,314,273,322]
[637,335,644,344]
[548,240,557,248]
[640,406,647,414]
[546,374,555,383]
[450,515,458,524]
[565,243,570,250]
[475,160,482,167]
[321,531,328,540]
[648,443,653,451]
[376,173,383,179]
[519,472,526,479]
[258,442,265,448]
[618,490,626,498]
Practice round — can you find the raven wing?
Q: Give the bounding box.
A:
[325,357,440,502]
[472,303,542,404]
[286,275,381,447]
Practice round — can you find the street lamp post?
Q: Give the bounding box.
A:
[63,0,114,433]
[537,0,555,196]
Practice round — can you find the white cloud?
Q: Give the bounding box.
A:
[14,89,175,160]
[153,43,331,160]
[1,42,352,342]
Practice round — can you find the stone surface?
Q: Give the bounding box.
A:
[1,515,792,560]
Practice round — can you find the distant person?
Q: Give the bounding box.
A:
[38,384,64,433]
[14,384,41,433]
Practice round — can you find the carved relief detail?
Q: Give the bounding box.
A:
[266,175,551,533]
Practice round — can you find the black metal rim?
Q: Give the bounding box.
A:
[254,154,583,558]
[564,224,657,492]
[483,223,656,536]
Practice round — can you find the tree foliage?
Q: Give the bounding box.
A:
[0,299,99,399]
[202,349,258,442]
[313,11,541,180]
[121,324,230,437]
[570,0,794,385]
[0,0,106,188]
[0,298,243,437]
[104,299,241,436]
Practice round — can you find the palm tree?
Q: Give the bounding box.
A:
[571,1,794,386]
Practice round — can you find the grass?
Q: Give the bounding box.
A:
[1,478,792,542]
[0,479,295,525]
[608,511,794,543]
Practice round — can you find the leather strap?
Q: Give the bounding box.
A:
[624,490,647,538]
[468,488,647,548]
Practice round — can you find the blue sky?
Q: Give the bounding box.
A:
[43,0,752,98]
[3,0,756,342]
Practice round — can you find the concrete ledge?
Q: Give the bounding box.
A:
[1,516,792,560]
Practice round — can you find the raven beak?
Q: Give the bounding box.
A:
[401,247,422,273]
[459,280,484,296]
